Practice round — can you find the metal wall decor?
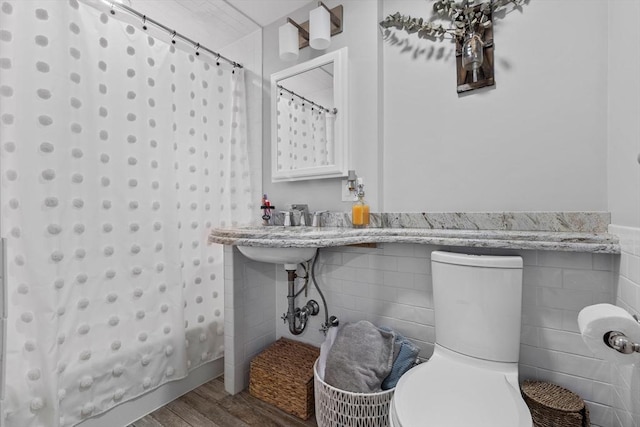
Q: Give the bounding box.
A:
[455,3,494,93]
[380,0,526,94]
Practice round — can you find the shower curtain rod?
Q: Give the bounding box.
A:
[102,0,243,69]
[277,85,337,114]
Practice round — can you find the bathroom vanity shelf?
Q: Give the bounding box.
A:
[209,225,620,254]
[210,212,620,254]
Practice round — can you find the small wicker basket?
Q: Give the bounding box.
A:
[521,380,590,427]
[314,361,395,427]
[249,338,320,420]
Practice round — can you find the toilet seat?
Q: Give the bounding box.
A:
[390,346,532,427]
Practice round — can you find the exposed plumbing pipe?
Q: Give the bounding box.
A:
[281,252,338,336]
[311,250,339,334]
[283,266,319,335]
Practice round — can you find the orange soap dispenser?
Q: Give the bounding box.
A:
[351,178,370,228]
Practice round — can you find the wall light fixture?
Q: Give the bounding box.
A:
[279,2,343,61]
[279,21,300,61]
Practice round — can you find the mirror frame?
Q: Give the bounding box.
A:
[271,47,349,182]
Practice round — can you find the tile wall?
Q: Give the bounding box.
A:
[609,225,640,427]
[227,243,628,427]
[223,246,276,394]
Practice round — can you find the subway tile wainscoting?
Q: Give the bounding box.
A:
[609,225,640,426]
[223,241,635,427]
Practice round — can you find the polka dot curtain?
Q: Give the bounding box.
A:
[0,1,252,426]
[276,93,335,172]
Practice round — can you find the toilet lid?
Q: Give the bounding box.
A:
[392,355,532,427]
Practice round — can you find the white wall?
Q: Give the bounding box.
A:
[382,0,609,212]
[607,0,640,229]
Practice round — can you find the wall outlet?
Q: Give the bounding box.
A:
[341,180,356,202]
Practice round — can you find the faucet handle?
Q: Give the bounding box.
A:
[291,204,309,226]
[312,210,328,227]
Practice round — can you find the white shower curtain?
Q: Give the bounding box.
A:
[0,1,252,426]
[276,93,335,171]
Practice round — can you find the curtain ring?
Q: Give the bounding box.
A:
[171,30,176,44]
[194,42,200,56]
[216,54,220,66]
[142,15,147,31]
[110,2,115,15]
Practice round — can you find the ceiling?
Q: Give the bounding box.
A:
[127,0,313,49]
[225,0,313,27]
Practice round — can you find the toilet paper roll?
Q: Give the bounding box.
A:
[578,303,640,365]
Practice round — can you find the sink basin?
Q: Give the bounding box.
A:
[237,246,317,269]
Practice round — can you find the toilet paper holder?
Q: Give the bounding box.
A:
[604,314,640,355]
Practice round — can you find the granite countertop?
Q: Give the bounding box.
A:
[209,212,620,254]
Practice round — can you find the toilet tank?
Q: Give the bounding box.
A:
[431,251,523,363]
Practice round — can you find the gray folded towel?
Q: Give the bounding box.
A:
[324,320,396,393]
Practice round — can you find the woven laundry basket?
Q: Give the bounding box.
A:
[249,338,320,420]
[314,361,395,427]
[521,380,590,427]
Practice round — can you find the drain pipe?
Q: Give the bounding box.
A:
[282,263,319,335]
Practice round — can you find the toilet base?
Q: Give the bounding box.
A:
[389,345,532,427]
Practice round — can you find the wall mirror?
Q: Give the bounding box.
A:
[271,47,348,182]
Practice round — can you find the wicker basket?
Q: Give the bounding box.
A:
[249,338,320,420]
[521,380,590,427]
[314,361,395,427]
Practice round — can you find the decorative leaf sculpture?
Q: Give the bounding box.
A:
[379,0,525,41]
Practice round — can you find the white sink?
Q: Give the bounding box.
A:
[237,246,317,269]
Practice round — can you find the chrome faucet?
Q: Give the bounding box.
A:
[312,210,328,227]
[291,204,309,226]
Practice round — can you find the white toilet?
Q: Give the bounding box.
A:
[390,251,533,427]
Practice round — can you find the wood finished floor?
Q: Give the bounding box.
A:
[130,376,318,427]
